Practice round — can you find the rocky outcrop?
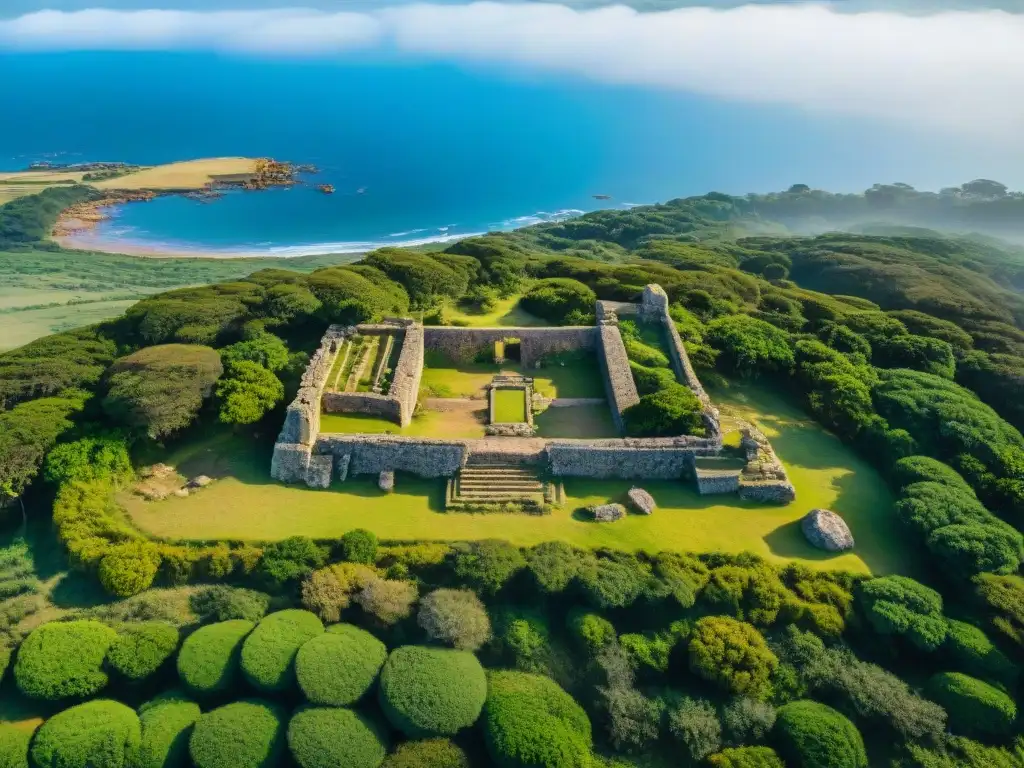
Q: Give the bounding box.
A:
[591,503,626,522]
[627,487,656,514]
[801,508,854,551]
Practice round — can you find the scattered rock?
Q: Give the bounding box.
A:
[173,488,190,498]
[379,470,395,492]
[801,508,854,552]
[186,475,213,489]
[627,487,656,515]
[336,454,351,483]
[591,503,626,523]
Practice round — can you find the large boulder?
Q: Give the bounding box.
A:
[379,471,395,492]
[591,504,625,523]
[801,509,854,552]
[627,488,656,515]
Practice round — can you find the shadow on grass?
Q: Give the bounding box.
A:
[763,520,840,563]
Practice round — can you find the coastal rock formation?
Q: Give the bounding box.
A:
[801,508,854,552]
[627,487,656,515]
[379,470,395,492]
[591,503,626,522]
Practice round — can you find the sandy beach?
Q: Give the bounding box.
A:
[53,234,273,260]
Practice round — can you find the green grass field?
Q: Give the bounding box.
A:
[319,409,487,438]
[493,389,527,423]
[444,296,548,328]
[535,405,619,438]
[420,351,606,399]
[123,380,909,575]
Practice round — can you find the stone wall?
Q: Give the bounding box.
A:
[322,391,402,422]
[597,324,640,433]
[278,326,346,446]
[423,326,596,367]
[547,436,717,479]
[737,421,796,503]
[316,435,467,477]
[390,325,424,426]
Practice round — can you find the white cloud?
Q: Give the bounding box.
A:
[1,3,1022,140]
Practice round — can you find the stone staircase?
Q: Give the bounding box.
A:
[446,452,559,512]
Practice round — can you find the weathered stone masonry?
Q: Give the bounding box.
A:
[598,325,641,433]
[423,326,595,367]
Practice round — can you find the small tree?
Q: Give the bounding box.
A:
[857,576,948,651]
[688,617,778,699]
[453,540,525,595]
[623,384,706,437]
[418,589,492,651]
[216,360,284,426]
[341,529,379,565]
[356,575,418,625]
[668,697,722,762]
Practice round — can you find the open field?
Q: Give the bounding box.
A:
[319,407,487,438]
[420,352,606,399]
[535,405,619,438]
[90,158,257,190]
[493,388,527,422]
[444,296,548,327]
[124,381,909,575]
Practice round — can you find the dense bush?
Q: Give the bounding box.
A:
[688,616,778,699]
[257,537,327,593]
[925,672,1017,737]
[721,697,776,747]
[578,554,655,610]
[287,706,387,768]
[520,278,596,325]
[355,574,418,625]
[567,610,616,655]
[892,456,974,492]
[630,361,677,395]
[774,700,867,768]
[378,646,487,738]
[453,540,525,595]
[30,699,141,768]
[190,585,270,623]
[14,620,117,700]
[295,624,386,706]
[106,621,179,682]
[524,541,590,594]
[176,619,255,696]
[0,724,31,768]
[136,692,201,768]
[705,315,794,376]
[102,344,223,439]
[493,608,551,673]
[43,434,132,487]
[300,563,374,623]
[380,739,470,768]
[944,619,1016,682]
[857,576,948,650]
[707,746,785,768]
[417,589,491,651]
[241,609,324,692]
[342,529,379,564]
[215,359,284,425]
[98,541,163,598]
[668,697,722,762]
[189,700,287,768]
[483,670,592,768]
[622,383,706,437]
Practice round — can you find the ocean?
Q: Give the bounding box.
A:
[0,51,979,256]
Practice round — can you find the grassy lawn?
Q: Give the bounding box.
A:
[535,405,619,438]
[319,409,486,438]
[420,351,606,399]
[493,389,527,423]
[444,296,548,328]
[124,379,910,575]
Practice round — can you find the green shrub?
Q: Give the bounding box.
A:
[944,619,1016,682]
[0,724,31,768]
[567,610,615,656]
[524,541,589,594]
[287,706,387,768]
[623,383,706,437]
[707,746,785,768]
[520,279,596,325]
[378,646,487,738]
[190,586,271,623]
[623,336,670,368]
[106,621,179,682]
[241,609,324,692]
[417,589,491,651]
[493,608,551,673]
[30,699,141,768]
[774,700,867,768]
[925,671,1017,737]
[688,616,778,699]
[257,536,327,593]
[721,697,776,747]
[296,624,387,706]
[177,619,255,696]
[381,739,469,768]
[136,692,201,768]
[857,575,948,650]
[483,670,592,768]
[341,529,379,564]
[98,542,163,597]
[667,697,721,762]
[705,315,794,377]
[630,361,676,395]
[453,540,525,595]
[14,620,117,700]
[189,700,286,768]
[893,456,973,492]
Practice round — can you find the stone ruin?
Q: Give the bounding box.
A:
[270,284,795,505]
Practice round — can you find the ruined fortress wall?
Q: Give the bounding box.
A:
[547,436,718,479]
[597,325,640,433]
[316,435,467,477]
[322,392,402,422]
[277,325,346,446]
[423,326,596,367]
[390,325,424,426]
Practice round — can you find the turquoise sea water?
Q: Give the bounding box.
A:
[0,51,976,255]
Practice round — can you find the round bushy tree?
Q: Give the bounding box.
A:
[483,670,592,768]
[0,723,31,768]
[296,624,387,706]
[378,646,487,738]
[856,576,948,651]
[623,384,706,437]
[668,697,722,762]
[189,700,286,768]
[15,620,117,700]
[98,542,162,597]
[177,619,255,696]
[520,279,596,325]
[566,610,615,656]
[721,697,776,747]
[705,315,794,377]
[774,701,867,768]
[944,619,1016,682]
[381,739,470,768]
[707,746,785,768]
[136,692,201,768]
[106,622,179,682]
[241,609,325,693]
[925,672,1017,737]
[525,541,588,594]
[688,617,778,699]
[453,540,525,595]
[287,706,387,768]
[417,589,492,651]
[31,700,141,768]
[341,529,379,564]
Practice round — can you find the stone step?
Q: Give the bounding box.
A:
[454,489,545,501]
[458,482,544,493]
[458,468,538,479]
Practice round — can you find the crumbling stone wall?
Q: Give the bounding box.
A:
[547,436,717,479]
[322,392,402,422]
[423,326,596,367]
[316,435,467,477]
[736,421,796,503]
[597,324,640,433]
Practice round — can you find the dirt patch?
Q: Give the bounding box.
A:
[133,463,184,501]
